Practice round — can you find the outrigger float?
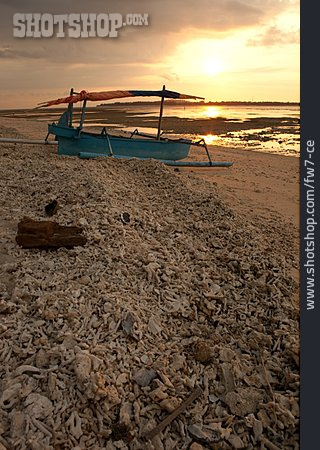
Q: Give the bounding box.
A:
[1,86,233,168]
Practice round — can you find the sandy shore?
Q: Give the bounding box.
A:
[184,147,299,228]
[0,116,299,448]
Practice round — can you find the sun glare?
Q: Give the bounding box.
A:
[202,60,224,76]
[200,134,219,145]
[164,39,226,79]
[203,106,221,118]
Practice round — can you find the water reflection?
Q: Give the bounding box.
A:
[200,134,219,145]
[203,106,221,118]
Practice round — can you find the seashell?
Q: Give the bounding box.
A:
[74,352,92,383]
[24,393,53,419]
[14,365,41,377]
[35,349,50,368]
[116,373,129,386]
[0,299,15,314]
[158,372,174,388]
[148,316,162,335]
[140,355,150,364]
[149,386,168,402]
[79,217,88,226]
[102,385,121,406]
[225,388,264,416]
[66,411,83,440]
[48,372,57,398]
[188,424,220,444]
[189,443,204,450]
[10,411,26,439]
[159,397,181,413]
[119,402,132,427]
[170,354,186,371]
[1,383,22,409]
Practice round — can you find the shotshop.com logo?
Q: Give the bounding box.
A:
[13,13,149,38]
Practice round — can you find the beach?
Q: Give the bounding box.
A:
[0,115,299,449]
[0,112,299,232]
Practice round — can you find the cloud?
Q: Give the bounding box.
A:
[0,0,297,66]
[0,44,48,59]
[161,73,180,82]
[247,25,299,46]
[0,0,300,106]
[0,0,295,39]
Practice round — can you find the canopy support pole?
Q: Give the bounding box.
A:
[79,99,87,130]
[156,85,165,140]
[68,87,74,127]
[0,138,57,145]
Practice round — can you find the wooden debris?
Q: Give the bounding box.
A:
[144,386,203,440]
[16,217,86,248]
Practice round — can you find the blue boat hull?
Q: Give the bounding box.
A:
[48,124,191,161]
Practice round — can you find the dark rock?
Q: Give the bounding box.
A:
[133,368,157,387]
[120,212,131,224]
[45,199,59,216]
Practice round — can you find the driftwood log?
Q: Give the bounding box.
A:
[16,217,87,249]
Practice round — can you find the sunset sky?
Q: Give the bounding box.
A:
[0,0,299,108]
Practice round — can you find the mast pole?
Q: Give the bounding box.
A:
[79,99,87,130]
[68,87,74,127]
[156,85,166,140]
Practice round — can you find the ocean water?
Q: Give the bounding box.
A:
[0,103,300,156]
[147,104,299,156]
[91,103,300,157]
[122,103,300,120]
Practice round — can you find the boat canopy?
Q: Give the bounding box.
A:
[37,89,204,108]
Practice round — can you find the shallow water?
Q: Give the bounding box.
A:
[120,104,300,121]
[0,103,300,156]
[84,104,300,156]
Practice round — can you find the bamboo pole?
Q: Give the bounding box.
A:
[0,138,57,145]
[68,87,74,127]
[79,99,87,130]
[156,85,166,140]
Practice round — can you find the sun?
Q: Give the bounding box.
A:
[202,59,224,76]
[162,39,226,79]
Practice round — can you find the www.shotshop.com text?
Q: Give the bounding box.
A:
[303,140,316,310]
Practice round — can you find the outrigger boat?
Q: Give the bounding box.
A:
[1,86,233,168]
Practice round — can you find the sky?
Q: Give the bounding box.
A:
[0,0,299,108]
